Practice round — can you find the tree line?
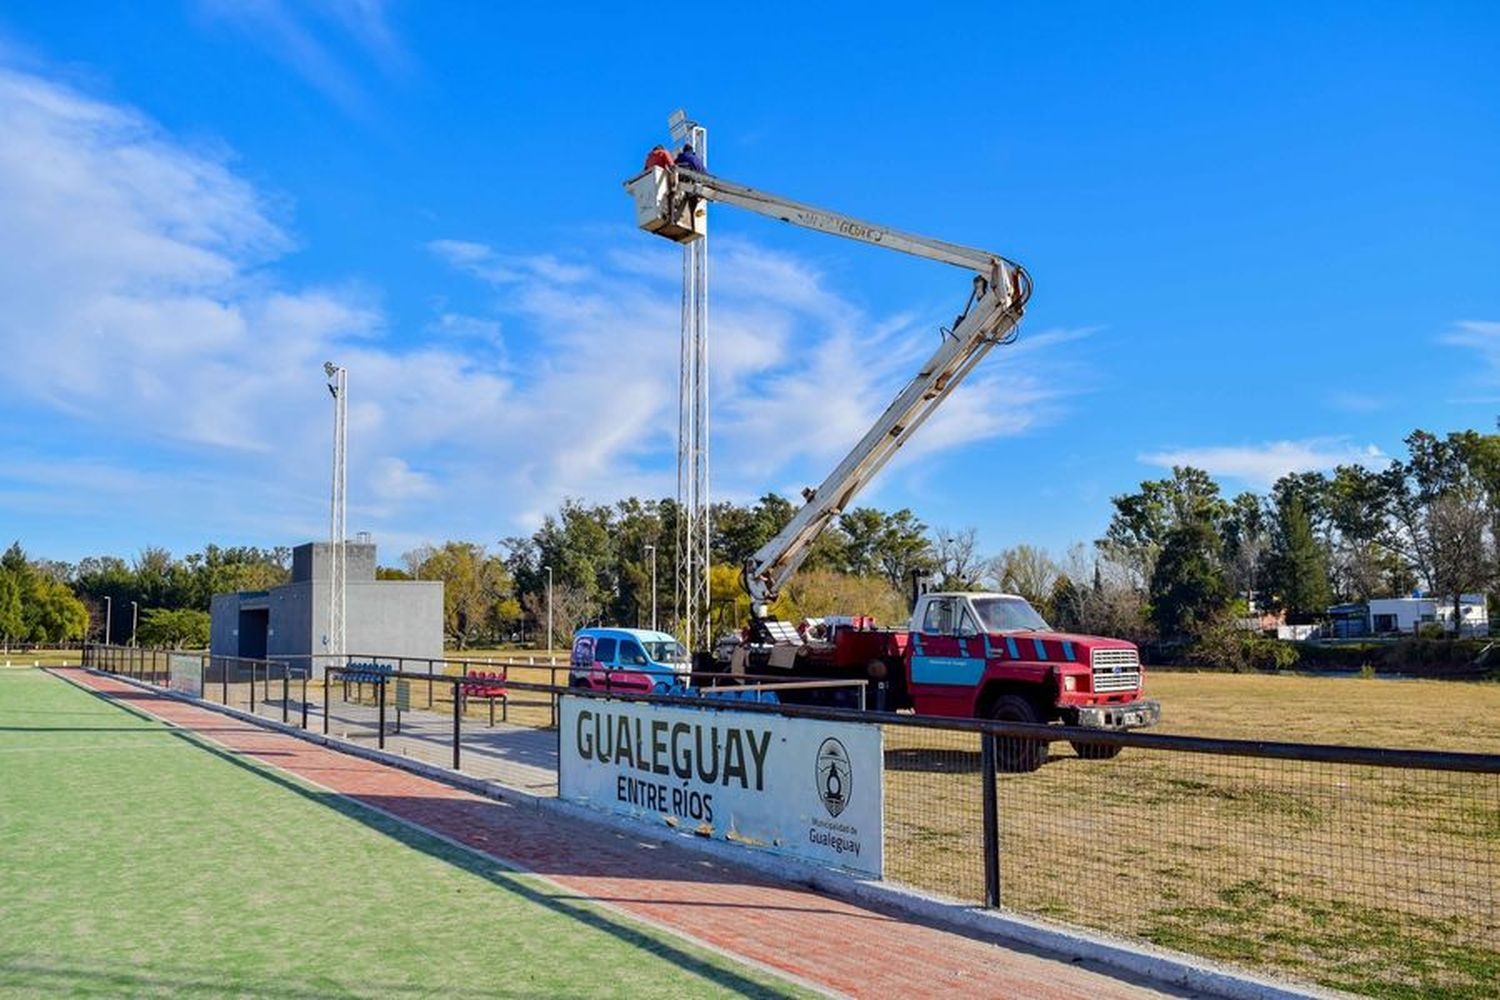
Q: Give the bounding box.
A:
[0,543,288,647]
[9,424,1495,655]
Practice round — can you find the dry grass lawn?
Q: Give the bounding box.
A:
[883,672,1500,999]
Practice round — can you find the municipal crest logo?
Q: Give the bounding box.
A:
[815,737,853,818]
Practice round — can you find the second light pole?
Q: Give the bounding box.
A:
[545,564,553,655]
[130,600,138,648]
[644,544,658,632]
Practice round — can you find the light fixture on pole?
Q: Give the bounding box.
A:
[545,565,554,655]
[104,596,112,646]
[130,600,138,648]
[324,361,348,664]
[644,544,658,632]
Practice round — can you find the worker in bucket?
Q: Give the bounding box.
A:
[643,144,674,172]
[675,142,705,173]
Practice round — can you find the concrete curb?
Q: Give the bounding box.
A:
[72,668,1340,1000]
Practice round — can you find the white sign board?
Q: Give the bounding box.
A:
[168,653,202,698]
[559,695,883,877]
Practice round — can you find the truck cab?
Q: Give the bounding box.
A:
[902,592,1160,768]
[569,628,692,694]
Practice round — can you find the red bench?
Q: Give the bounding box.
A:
[461,668,508,725]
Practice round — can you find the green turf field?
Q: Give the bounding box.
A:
[0,669,807,998]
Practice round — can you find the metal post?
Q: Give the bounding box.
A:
[222,657,228,704]
[249,662,256,713]
[981,734,1000,908]
[428,660,434,710]
[323,671,330,735]
[645,543,657,631]
[282,666,290,724]
[377,677,386,750]
[301,671,309,730]
[546,565,554,654]
[452,678,461,771]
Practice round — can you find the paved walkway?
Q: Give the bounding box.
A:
[60,669,1206,1000]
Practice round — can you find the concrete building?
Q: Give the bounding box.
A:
[210,541,443,674]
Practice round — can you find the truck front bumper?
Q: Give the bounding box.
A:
[1068,699,1160,730]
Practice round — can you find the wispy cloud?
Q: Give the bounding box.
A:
[195,0,407,113]
[1440,320,1500,383]
[1138,438,1387,488]
[1328,390,1386,413]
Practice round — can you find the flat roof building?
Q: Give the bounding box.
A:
[210,541,442,675]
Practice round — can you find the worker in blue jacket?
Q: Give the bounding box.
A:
[675,142,705,173]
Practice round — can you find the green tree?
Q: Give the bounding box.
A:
[0,568,23,647]
[1101,467,1227,587]
[1268,494,1332,618]
[135,608,210,648]
[407,542,515,649]
[1149,516,1229,639]
[21,575,89,643]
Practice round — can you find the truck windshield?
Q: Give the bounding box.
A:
[644,640,689,663]
[972,597,1051,633]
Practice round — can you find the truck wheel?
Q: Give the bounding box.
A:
[987,695,1048,773]
[1070,741,1123,761]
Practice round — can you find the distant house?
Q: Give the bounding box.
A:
[1365,594,1488,637]
[1326,603,1369,639]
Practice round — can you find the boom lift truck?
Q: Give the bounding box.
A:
[626,139,1159,770]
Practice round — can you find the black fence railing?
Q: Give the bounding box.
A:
[79,643,1500,997]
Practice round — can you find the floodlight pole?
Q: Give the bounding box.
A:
[645,544,658,632]
[545,565,553,655]
[324,362,348,663]
[668,108,710,654]
[130,600,138,648]
[104,596,112,646]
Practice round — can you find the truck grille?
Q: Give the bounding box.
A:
[1090,648,1141,693]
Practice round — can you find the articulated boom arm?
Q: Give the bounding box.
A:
[742,268,1029,616]
[626,163,1032,620]
[675,170,1007,276]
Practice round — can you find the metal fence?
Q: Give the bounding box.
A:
[81,644,1499,997]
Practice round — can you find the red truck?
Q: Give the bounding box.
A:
[724,590,1159,771]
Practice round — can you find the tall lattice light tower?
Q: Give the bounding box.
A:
[324,361,348,661]
[669,109,711,652]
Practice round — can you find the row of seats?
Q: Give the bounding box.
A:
[343,661,392,685]
[461,669,508,702]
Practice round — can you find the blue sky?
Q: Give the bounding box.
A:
[1,2,1496,566]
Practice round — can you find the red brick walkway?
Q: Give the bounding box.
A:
[60,668,1191,1000]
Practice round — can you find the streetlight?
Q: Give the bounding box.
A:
[130,601,138,648]
[544,565,553,655]
[644,544,658,632]
[104,596,112,646]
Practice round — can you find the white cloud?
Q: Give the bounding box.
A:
[195,0,408,112]
[1138,438,1386,487]
[1328,391,1386,413]
[0,62,1090,559]
[1440,320,1500,378]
